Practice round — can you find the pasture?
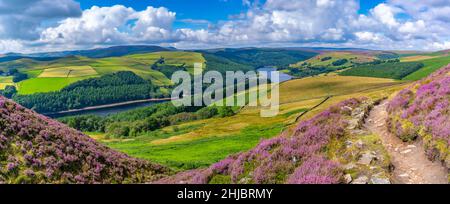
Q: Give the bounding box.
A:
[402,55,450,81]
[0,51,206,94]
[17,77,93,95]
[38,66,98,78]
[401,55,439,62]
[0,76,13,89]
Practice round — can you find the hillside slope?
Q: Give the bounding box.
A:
[0,96,169,184]
[156,98,392,184]
[386,65,450,180]
[2,45,171,59]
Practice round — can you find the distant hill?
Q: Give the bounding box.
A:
[0,56,60,63]
[0,45,172,62]
[0,96,169,184]
[200,47,318,68]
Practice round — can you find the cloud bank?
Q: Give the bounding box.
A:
[1,0,450,53]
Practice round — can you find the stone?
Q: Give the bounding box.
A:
[352,176,369,184]
[345,141,353,148]
[399,173,409,178]
[239,177,251,184]
[406,145,416,149]
[358,152,376,165]
[344,174,352,184]
[342,106,353,112]
[401,149,412,154]
[344,163,356,170]
[370,177,391,184]
[347,119,360,130]
[355,140,364,149]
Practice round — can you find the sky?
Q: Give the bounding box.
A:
[0,0,450,54]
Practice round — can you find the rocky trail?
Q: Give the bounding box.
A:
[364,101,448,184]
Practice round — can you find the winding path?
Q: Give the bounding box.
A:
[365,101,447,184]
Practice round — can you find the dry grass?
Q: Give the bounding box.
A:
[401,55,439,62]
[291,51,376,68]
[39,66,98,78]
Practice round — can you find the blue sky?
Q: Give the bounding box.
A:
[76,0,386,28]
[78,0,248,23]
[0,0,449,53]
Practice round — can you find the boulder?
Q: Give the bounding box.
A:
[344,174,353,184]
[352,176,369,184]
[370,173,391,184]
[358,152,376,165]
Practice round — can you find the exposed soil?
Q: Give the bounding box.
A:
[365,101,448,184]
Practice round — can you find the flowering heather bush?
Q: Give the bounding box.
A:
[157,98,366,184]
[287,156,340,184]
[0,96,169,184]
[387,65,450,166]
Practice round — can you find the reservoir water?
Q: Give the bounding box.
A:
[257,67,293,83]
[47,100,168,118]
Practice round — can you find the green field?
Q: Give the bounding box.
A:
[24,69,44,78]
[0,51,206,94]
[17,77,93,95]
[402,55,450,81]
[0,76,13,89]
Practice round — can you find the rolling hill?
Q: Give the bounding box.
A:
[0,96,169,184]
[1,45,172,59]
[0,51,206,94]
[91,75,405,170]
[291,51,378,69]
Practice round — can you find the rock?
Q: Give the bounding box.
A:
[350,130,369,136]
[406,145,416,149]
[399,173,409,178]
[344,163,357,170]
[345,141,353,148]
[401,149,412,154]
[342,106,353,112]
[344,174,353,184]
[355,140,364,149]
[370,177,391,184]
[347,119,360,130]
[239,177,251,184]
[358,152,376,165]
[352,176,369,184]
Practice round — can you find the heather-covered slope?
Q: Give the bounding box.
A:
[157,98,392,184]
[386,65,450,177]
[0,96,169,184]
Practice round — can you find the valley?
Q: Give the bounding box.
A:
[0,45,449,184]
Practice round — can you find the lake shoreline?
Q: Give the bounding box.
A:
[44,97,175,117]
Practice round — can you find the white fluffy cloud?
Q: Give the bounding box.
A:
[0,0,81,40]
[1,0,450,53]
[40,5,177,46]
[177,0,359,47]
